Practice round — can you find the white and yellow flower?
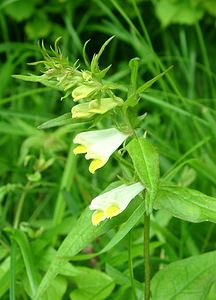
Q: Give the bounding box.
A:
[89,182,145,225]
[71,97,123,119]
[73,128,128,174]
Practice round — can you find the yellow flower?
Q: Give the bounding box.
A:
[72,84,99,101]
[89,182,145,225]
[73,128,128,174]
[71,97,123,119]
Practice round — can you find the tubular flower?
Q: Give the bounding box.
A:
[89,182,145,225]
[71,97,123,119]
[72,84,99,101]
[73,128,129,174]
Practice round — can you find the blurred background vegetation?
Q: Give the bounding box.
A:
[0,0,216,299]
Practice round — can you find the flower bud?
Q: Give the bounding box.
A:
[71,97,123,119]
[72,84,99,101]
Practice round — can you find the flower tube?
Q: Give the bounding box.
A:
[73,128,128,174]
[71,97,123,119]
[89,182,145,225]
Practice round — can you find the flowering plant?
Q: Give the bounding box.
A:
[14,37,216,300]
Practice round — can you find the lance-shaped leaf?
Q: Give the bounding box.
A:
[151,250,216,300]
[37,113,89,130]
[34,196,144,299]
[90,36,115,76]
[154,185,216,223]
[136,66,173,94]
[37,113,72,129]
[124,66,173,109]
[13,74,56,88]
[126,137,159,214]
[11,230,40,298]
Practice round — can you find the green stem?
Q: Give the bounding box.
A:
[52,142,77,228]
[144,212,151,300]
[128,231,137,300]
[13,183,29,229]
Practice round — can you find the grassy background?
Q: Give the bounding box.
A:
[0,0,216,299]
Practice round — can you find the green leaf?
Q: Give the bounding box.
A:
[13,74,48,83]
[12,230,40,297]
[82,39,91,68]
[97,64,112,80]
[151,250,216,300]
[10,240,16,300]
[154,185,216,223]
[25,11,51,39]
[0,255,24,298]
[70,267,115,300]
[90,36,114,74]
[207,282,216,300]
[37,113,72,129]
[37,113,91,130]
[23,274,67,300]
[123,58,140,109]
[124,66,172,109]
[154,0,204,27]
[128,57,140,97]
[34,197,142,299]
[126,137,159,214]
[44,276,67,300]
[136,66,173,94]
[12,74,58,89]
[69,200,145,261]
[3,0,36,22]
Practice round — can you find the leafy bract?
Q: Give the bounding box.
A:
[90,36,114,78]
[154,185,216,223]
[13,74,48,83]
[37,113,72,129]
[37,113,90,130]
[136,66,173,94]
[69,200,145,261]
[151,250,216,300]
[34,196,143,299]
[124,66,172,108]
[126,137,159,214]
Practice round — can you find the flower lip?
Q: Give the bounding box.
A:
[89,182,145,225]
